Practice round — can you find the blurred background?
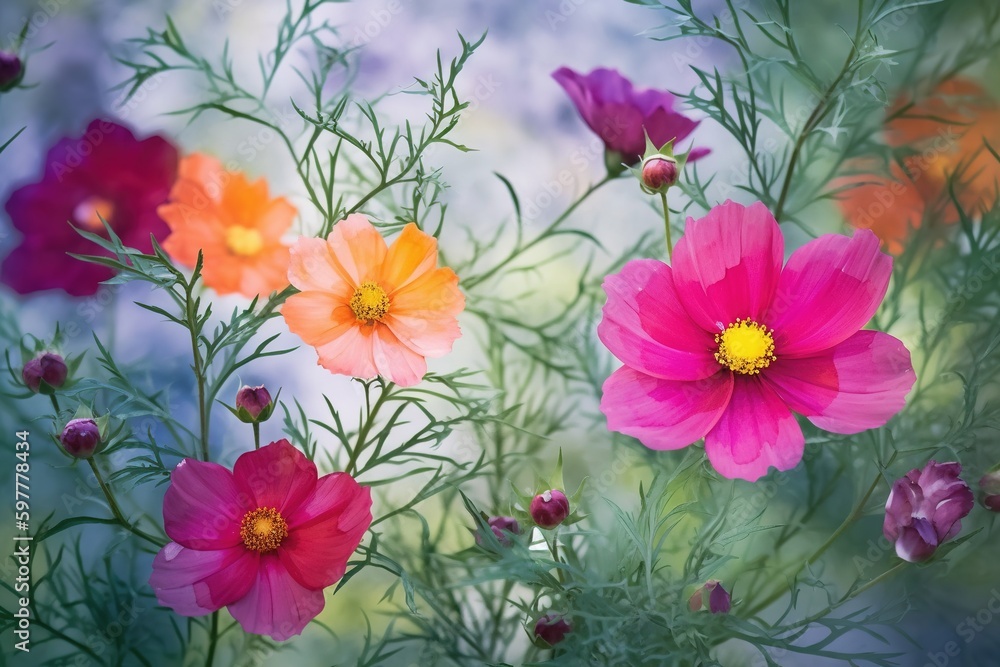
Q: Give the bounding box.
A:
[1,1,999,665]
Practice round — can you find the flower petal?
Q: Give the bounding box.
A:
[380,223,439,293]
[314,324,378,379]
[894,525,937,562]
[149,542,258,616]
[671,201,783,332]
[327,214,387,286]
[599,259,719,381]
[280,474,372,590]
[226,553,325,641]
[233,440,317,515]
[705,377,804,481]
[287,236,355,295]
[766,330,915,434]
[283,292,356,348]
[372,324,427,387]
[163,459,252,550]
[601,366,733,450]
[769,229,892,356]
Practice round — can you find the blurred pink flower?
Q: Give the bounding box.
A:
[599,201,915,481]
[552,66,708,166]
[149,440,371,641]
[1,119,178,295]
[884,461,974,562]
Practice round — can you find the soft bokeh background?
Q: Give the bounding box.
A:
[2,1,998,665]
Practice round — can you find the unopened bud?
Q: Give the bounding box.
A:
[640,156,678,192]
[235,385,274,423]
[533,614,572,646]
[980,469,1000,512]
[0,51,23,91]
[530,489,570,529]
[60,418,101,459]
[475,515,521,547]
[22,353,68,394]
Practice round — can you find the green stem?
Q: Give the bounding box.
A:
[49,393,60,415]
[205,610,219,667]
[345,381,394,476]
[186,285,210,462]
[660,190,673,261]
[465,174,614,289]
[87,458,164,547]
[252,422,260,450]
[744,470,884,617]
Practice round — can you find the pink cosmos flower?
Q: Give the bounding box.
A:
[2,119,177,295]
[599,201,916,481]
[553,66,709,165]
[149,440,372,640]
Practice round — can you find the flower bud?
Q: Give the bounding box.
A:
[530,489,570,529]
[884,460,974,562]
[475,515,521,547]
[22,352,68,394]
[235,385,274,423]
[60,418,101,459]
[688,580,731,614]
[0,51,23,91]
[980,470,1000,512]
[640,156,679,193]
[533,614,571,646]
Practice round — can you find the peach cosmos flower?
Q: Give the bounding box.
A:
[282,214,464,387]
[836,78,1000,252]
[158,153,295,297]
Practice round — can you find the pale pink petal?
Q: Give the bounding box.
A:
[233,440,317,515]
[383,313,461,357]
[601,366,733,450]
[163,459,252,550]
[671,201,783,332]
[314,325,378,379]
[227,553,326,641]
[599,259,719,381]
[705,377,804,481]
[280,474,372,590]
[327,214,387,285]
[768,229,892,356]
[372,324,427,386]
[149,542,258,616]
[287,236,355,294]
[766,330,915,434]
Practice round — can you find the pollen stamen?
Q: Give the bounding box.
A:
[714,318,776,375]
[240,507,288,552]
[350,281,390,323]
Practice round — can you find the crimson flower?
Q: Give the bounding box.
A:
[2,119,177,295]
[149,440,372,640]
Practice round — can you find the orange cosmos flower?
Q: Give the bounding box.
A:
[158,153,295,297]
[282,214,464,387]
[836,78,1000,253]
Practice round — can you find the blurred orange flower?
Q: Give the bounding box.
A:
[282,214,464,387]
[836,78,1000,253]
[159,154,295,297]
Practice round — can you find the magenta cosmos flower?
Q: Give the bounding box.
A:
[149,440,372,641]
[599,201,916,481]
[883,461,974,562]
[553,66,709,166]
[2,119,177,296]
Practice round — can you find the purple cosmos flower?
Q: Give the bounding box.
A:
[22,352,68,393]
[530,489,570,529]
[2,119,178,296]
[235,385,274,422]
[979,470,1000,512]
[60,418,102,459]
[553,66,709,167]
[533,614,572,646]
[688,580,731,614]
[883,460,974,562]
[475,515,521,547]
[0,51,23,91]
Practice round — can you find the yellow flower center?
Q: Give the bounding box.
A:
[73,197,116,231]
[239,507,288,553]
[350,281,390,323]
[714,318,776,375]
[225,226,264,257]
